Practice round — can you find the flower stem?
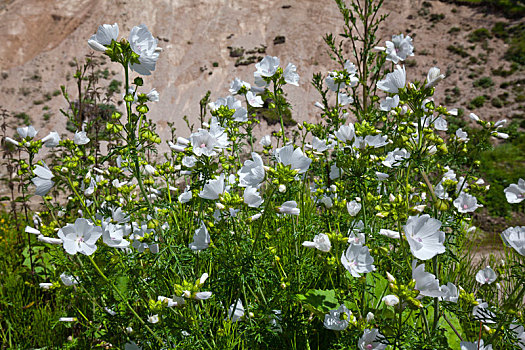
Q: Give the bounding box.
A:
[87,255,165,346]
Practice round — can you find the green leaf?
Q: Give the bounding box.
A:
[296,289,338,316]
[114,276,129,300]
[443,310,463,349]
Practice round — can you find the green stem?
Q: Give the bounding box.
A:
[87,255,165,346]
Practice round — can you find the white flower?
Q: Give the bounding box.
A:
[380,95,399,111]
[4,137,19,146]
[494,132,509,139]
[358,328,387,350]
[338,92,353,106]
[382,295,399,306]
[504,179,525,203]
[229,78,251,94]
[283,62,299,86]
[17,125,38,139]
[129,24,160,76]
[147,314,159,324]
[510,324,525,349]
[404,215,445,260]
[105,307,117,316]
[144,164,156,175]
[41,131,60,147]
[25,226,40,235]
[382,148,410,168]
[335,123,355,143]
[348,231,366,246]
[178,189,192,203]
[260,135,272,147]
[501,226,525,256]
[243,187,263,208]
[311,137,334,152]
[347,200,362,216]
[302,233,331,252]
[453,192,482,213]
[256,55,280,77]
[325,71,352,91]
[274,145,312,174]
[341,244,375,277]
[379,229,400,239]
[412,261,446,297]
[246,91,263,107]
[57,218,103,256]
[32,162,54,196]
[199,174,225,200]
[182,155,197,168]
[383,34,414,63]
[434,116,448,131]
[440,282,459,302]
[191,130,220,157]
[60,273,79,286]
[238,153,265,188]
[320,196,333,208]
[469,113,480,122]
[377,65,406,93]
[460,339,492,350]
[88,23,118,52]
[329,164,343,180]
[158,295,185,308]
[101,222,130,248]
[59,317,77,322]
[39,282,53,289]
[365,134,388,148]
[189,222,210,251]
[376,172,389,181]
[472,299,496,324]
[455,128,469,142]
[495,119,507,128]
[476,266,497,285]
[146,88,159,102]
[228,299,245,322]
[425,67,445,88]
[74,131,90,145]
[209,96,247,121]
[37,235,62,245]
[278,201,300,215]
[324,304,353,331]
[195,291,212,300]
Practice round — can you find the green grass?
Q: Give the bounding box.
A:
[0,212,72,348]
[472,76,494,89]
[479,134,525,217]
[446,0,525,18]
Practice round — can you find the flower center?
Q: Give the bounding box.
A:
[200,143,206,148]
[463,204,469,209]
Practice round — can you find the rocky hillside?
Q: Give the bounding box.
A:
[0,0,523,141]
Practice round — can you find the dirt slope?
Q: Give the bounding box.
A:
[0,0,523,141]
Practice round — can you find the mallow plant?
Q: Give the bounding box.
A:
[2,0,525,349]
